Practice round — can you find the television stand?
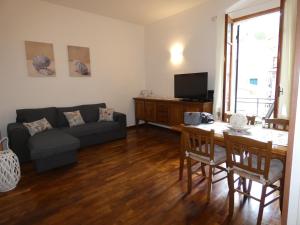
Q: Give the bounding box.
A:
[180,98,207,102]
[133,97,213,127]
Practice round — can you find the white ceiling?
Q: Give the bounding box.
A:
[228,0,280,17]
[42,0,208,25]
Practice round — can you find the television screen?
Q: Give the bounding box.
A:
[174,72,208,99]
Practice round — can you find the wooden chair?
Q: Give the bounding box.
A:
[225,114,256,125]
[182,126,227,202]
[246,116,256,125]
[264,118,289,131]
[223,132,283,225]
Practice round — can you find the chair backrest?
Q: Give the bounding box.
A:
[265,118,289,131]
[246,116,256,125]
[223,132,273,180]
[224,113,232,123]
[225,113,255,125]
[182,126,215,161]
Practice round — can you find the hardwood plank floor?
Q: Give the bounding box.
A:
[0,125,281,225]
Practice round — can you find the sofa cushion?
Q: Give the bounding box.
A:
[80,103,107,123]
[57,103,106,127]
[28,129,80,160]
[61,121,120,138]
[17,107,58,127]
[23,118,52,136]
[99,108,114,121]
[63,110,85,127]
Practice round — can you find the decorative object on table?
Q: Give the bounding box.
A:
[0,137,21,192]
[68,45,91,76]
[99,108,114,121]
[139,90,153,97]
[184,112,214,125]
[25,41,56,76]
[200,112,214,124]
[23,118,52,136]
[228,113,249,131]
[184,112,201,125]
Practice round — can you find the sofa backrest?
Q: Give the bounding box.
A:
[16,103,106,128]
[57,103,106,127]
[16,107,58,127]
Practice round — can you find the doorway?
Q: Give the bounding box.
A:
[223,9,282,120]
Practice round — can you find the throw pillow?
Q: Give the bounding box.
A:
[64,110,85,127]
[99,108,114,121]
[23,118,52,136]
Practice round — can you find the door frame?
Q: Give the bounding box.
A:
[222,14,234,121]
[222,4,284,119]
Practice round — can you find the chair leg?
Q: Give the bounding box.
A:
[280,178,284,212]
[207,165,213,203]
[187,157,192,194]
[241,177,248,200]
[201,162,206,177]
[179,134,185,181]
[179,153,185,180]
[257,185,267,225]
[226,162,230,188]
[247,180,252,194]
[242,177,247,192]
[237,177,242,190]
[228,171,235,219]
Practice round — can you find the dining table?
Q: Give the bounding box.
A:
[178,121,289,179]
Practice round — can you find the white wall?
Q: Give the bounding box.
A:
[0,0,146,134]
[285,0,300,223]
[144,0,237,99]
[286,72,300,224]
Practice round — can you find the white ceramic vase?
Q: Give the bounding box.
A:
[230,113,247,129]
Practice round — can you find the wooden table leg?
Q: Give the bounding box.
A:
[280,157,286,212]
[179,133,185,180]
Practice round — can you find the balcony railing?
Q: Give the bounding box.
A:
[236,97,274,118]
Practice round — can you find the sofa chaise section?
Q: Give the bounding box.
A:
[28,129,80,172]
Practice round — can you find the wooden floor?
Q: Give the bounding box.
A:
[0,125,281,225]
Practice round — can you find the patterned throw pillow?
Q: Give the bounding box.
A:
[99,108,114,121]
[64,110,85,127]
[23,118,52,136]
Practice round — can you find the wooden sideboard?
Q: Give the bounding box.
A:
[133,97,213,127]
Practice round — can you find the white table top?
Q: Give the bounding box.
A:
[193,121,288,147]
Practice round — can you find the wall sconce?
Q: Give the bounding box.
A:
[170,43,184,65]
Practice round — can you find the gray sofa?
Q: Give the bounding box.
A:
[7,103,127,172]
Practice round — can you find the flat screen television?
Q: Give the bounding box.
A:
[174,72,208,100]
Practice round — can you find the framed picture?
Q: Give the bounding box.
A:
[25,41,56,77]
[67,45,91,77]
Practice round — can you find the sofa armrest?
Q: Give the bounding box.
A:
[113,112,127,127]
[7,123,31,162]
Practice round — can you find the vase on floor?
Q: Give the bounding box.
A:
[0,137,21,192]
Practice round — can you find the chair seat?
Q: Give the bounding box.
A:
[232,156,283,184]
[186,145,226,165]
